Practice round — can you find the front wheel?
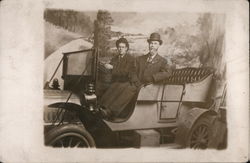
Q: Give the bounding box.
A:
[45,124,96,148]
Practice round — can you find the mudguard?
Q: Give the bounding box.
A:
[48,102,83,112]
[175,107,217,147]
[44,102,84,124]
[46,102,101,126]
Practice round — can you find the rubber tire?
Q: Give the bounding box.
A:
[45,124,96,148]
[186,115,213,149]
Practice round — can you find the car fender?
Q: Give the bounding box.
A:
[175,107,217,147]
[44,102,85,124]
[46,102,96,124]
[48,102,83,112]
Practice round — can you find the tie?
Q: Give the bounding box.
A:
[147,56,153,63]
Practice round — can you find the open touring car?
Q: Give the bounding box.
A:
[44,48,227,149]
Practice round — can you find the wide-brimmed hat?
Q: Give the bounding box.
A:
[116,37,129,49]
[147,32,162,45]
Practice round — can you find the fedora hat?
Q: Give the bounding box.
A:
[147,32,163,45]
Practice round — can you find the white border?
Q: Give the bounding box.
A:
[0,0,249,162]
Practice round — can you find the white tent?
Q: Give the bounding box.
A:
[44,38,93,89]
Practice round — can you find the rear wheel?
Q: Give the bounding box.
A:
[45,124,95,148]
[187,115,212,149]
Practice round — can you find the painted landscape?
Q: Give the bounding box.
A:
[44,9,226,86]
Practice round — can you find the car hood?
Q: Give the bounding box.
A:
[44,89,81,105]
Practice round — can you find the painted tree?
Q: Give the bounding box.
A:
[94,10,113,56]
[196,13,226,80]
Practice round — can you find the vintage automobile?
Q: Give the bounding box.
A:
[44,48,227,149]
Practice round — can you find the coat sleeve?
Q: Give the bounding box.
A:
[111,55,137,82]
[129,57,140,83]
[109,56,116,66]
[152,59,172,82]
[110,57,119,76]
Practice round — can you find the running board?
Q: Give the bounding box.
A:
[160,143,183,149]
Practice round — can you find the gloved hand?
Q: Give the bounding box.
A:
[132,80,142,87]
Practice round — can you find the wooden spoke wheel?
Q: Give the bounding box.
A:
[45,124,95,148]
[187,116,212,149]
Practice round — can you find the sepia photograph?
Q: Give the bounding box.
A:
[0,0,248,162]
[43,9,227,149]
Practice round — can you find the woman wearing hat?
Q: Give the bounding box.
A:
[99,37,138,118]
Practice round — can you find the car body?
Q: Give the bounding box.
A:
[44,48,227,149]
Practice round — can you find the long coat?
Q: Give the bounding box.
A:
[99,54,138,116]
[100,53,172,117]
[109,54,135,82]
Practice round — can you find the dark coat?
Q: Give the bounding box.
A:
[99,54,137,116]
[131,53,172,84]
[110,54,135,82]
[100,53,172,118]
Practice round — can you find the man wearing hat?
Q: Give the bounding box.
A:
[131,32,172,86]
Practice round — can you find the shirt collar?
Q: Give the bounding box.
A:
[119,53,126,58]
[147,53,157,61]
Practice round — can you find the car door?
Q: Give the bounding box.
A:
[157,84,184,122]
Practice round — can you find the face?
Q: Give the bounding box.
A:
[149,41,160,55]
[117,42,128,55]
